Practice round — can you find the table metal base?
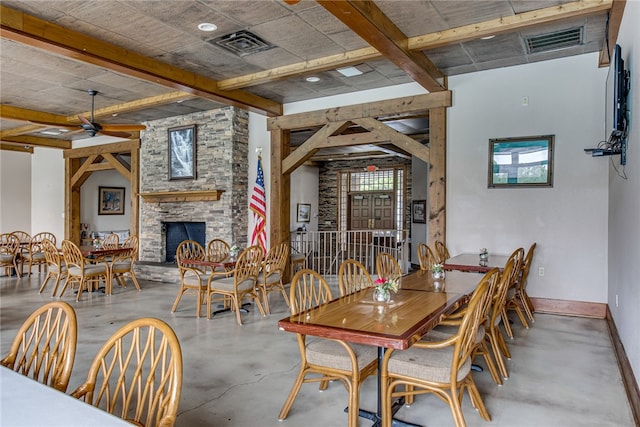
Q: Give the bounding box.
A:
[211,301,251,317]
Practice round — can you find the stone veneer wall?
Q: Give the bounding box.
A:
[318,158,413,232]
[138,107,248,265]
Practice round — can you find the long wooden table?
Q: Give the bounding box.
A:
[0,366,130,426]
[278,269,483,426]
[443,253,509,273]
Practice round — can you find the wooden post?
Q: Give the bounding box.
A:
[428,106,446,244]
[270,129,292,280]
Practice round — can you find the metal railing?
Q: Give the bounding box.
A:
[290,229,409,276]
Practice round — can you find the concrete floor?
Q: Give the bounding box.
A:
[0,272,635,427]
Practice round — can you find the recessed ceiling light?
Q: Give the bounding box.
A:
[305,76,320,83]
[41,130,61,135]
[336,66,363,77]
[481,35,495,40]
[198,22,218,32]
[176,99,184,103]
[112,113,118,117]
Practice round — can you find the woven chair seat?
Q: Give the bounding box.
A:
[212,276,255,292]
[48,264,67,274]
[306,338,377,371]
[257,271,281,284]
[0,254,14,262]
[431,325,485,345]
[23,252,45,261]
[387,340,472,384]
[182,272,209,286]
[68,265,107,276]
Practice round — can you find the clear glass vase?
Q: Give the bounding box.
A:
[373,288,391,303]
[432,270,445,280]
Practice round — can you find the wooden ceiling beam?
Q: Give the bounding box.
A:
[352,117,430,164]
[0,5,282,117]
[0,105,72,125]
[268,92,451,131]
[599,0,625,67]
[64,139,140,159]
[282,121,351,174]
[0,143,33,153]
[318,0,445,93]
[219,0,611,90]
[0,134,71,149]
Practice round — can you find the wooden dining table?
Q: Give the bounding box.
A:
[278,269,483,427]
[181,257,237,271]
[443,253,509,273]
[79,245,130,259]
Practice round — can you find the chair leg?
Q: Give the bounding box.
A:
[477,340,502,385]
[261,286,270,315]
[487,331,509,379]
[520,292,535,323]
[50,274,64,298]
[171,288,185,313]
[128,271,141,291]
[39,274,52,294]
[466,375,491,421]
[501,309,514,339]
[278,367,307,421]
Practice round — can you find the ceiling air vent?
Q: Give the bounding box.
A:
[210,30,274,56]
[525,27,583,54]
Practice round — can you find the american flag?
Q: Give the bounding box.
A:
[250,156,267,251]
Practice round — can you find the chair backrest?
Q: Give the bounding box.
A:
[0,233,19,256]
[376,252,402,281]
[233,245,264,285]
[71,318,183,427]
[263,241,289,275]
[206,239,230,263]
[30,232,56,254]
[489,255,517,327]
[0,301,77,392]
[101,233,119,249]
[434,240,450,263]
[61,239,85,269]
[338,259,373,296]
[289,269,333,315]
[417,243,437,271]
[122,235,139,253]
[518,242,536,290]
[175,240,206,268]
[42,238,63,268]
[11,230,31,244]
[507,247,525,289]
[478,268,501,324]
[450,277,491,382]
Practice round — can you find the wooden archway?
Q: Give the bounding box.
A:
[63,139,140,244]
[267,91,451,257]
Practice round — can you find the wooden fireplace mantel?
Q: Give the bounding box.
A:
[139,190,224,203]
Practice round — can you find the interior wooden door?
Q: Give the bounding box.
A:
[350,193,394,230]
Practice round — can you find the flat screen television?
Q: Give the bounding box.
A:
[605,44,628,140]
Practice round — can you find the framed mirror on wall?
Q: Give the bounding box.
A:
[488,135,554,188]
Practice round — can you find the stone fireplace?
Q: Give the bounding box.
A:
[135,107,249,281]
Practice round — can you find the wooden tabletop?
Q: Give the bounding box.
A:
[79,246,130,258]
[443,253,509,273]
[278,270,481,350]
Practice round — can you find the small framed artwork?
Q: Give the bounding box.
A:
[168,124,197,180]
[98,187,125,215]
[489,135,554,188]
[412,200,426,224]
[297,203,311,223]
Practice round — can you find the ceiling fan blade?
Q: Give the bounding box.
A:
[101,123,146,131]
[99,130,132,138]
[78,115,94,127]
[28,120,78,130]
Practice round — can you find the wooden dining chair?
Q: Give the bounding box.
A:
[100,233,119,249]
[376,252,402,281]
[206,238,230,265]
[434,240,451,263]
[206,245,265,324]
[417,243,438,271]
[71,317,183,427]
[500,247,525,339]
[380,277,492,427]
[22,232,55,276]
[58,240,110,301]
[39,238,67,297]
[257,241,290,314]
[338,259,373,296]
[278,269,378,427]
[1,301,77,393]
[506,242,537,325]
[109,235,141,294]
[0,232,21,277]
[171,240,209,318]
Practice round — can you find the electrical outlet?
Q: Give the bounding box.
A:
[538,267,544,277]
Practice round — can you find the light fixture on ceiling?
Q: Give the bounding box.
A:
[305,76,320,83]
[481,35,495,40]
[40,130,62,136]
[336,66,363,77]
[112,113,118,117]
[176,99,184,103]
[198,22,218,32]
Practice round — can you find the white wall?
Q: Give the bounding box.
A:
[0,150,31,233]
[31,148,64,241]
[80,169,130,235]
[608,0,640,390]
[290,165,319,232]
[448,53,609,303]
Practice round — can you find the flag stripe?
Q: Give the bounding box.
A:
[250,156,267,252]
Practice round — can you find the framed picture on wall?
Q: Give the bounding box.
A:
[297,203,311,223]
[98,187,125,215]
[488,135,554,188]
[412,200,426,223]
[168,124,197,180]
